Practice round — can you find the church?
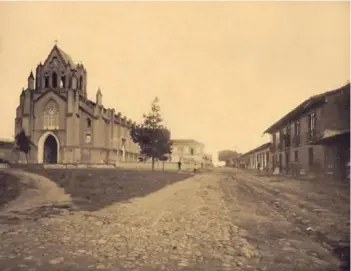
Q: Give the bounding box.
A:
[15,44,140,165]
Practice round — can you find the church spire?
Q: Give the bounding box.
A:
[28,71,35,90]
[28,71,34,79]
[96,87,102,106]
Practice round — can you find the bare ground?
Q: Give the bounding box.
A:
[0,167,349,271]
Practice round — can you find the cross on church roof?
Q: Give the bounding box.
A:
[54,39,58,46]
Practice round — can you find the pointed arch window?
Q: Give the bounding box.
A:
[52,72,58,88]
[44,73,50,88]
[71,76,78,90]
[43,100,59,130]
[79,76,83,90]
[60,72,66,88]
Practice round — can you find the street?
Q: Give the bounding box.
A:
[0,168,349,271]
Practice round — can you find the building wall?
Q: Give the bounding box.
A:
[14,45,140,165]
[270,106,326,175]
[170,141,205,165]
[243,147,270,170]
[269,85,349,177]
[321,87,350,131]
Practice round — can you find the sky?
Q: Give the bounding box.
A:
[0,2,349,164]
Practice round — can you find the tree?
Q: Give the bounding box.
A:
[15,129,31,163]
[159,155,169,171]
[218,150,241,166]
[130,97,173,171]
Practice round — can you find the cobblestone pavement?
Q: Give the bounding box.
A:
[0,168,348,270]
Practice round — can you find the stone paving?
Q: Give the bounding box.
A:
[0,167,348,270]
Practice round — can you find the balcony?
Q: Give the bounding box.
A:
[270,144,276,153]
[284,135,291,149]
[306,129,318,142]
[292,135,301,147]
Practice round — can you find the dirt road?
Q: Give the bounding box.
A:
[0,168,349,271]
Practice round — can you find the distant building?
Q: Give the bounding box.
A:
[14,45,140,165]
[240,143,272,170]
[170,139,206,166]
[264,83,350,180]
[0,139,14,163]
[202,153,213,167]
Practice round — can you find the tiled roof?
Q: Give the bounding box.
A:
[241,142,272,157]
[264,83,350,134]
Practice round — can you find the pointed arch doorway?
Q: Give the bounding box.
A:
[44,135,58,164]
[37,131,60,164]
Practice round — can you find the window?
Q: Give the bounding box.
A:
[275,132,280,147]
[121,138,126,148]
[86,118,91,128]
[309,112,316,132]
[85,134,91,143]
[52,72,58,88]
[190,148,195,155]
[286,125,291,136]
[44,73,49,88]
[294,150,298,162]
[285,125,291,147]
[43,100,59,130]
[308,147,314,166]
[60,73,65,88]
[295,120,300,136]
[71,76,78,90]
[79,76,83,90]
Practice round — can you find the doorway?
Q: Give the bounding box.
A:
[44,135,58,164]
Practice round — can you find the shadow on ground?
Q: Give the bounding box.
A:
[0,172,28,210]
[23,167,194,212]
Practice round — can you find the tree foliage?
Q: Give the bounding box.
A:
[218,150,241,162]
[15,129,31,162]
[130,97,173,170]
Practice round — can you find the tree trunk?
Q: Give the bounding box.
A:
[151,157,155,171]
[162,160,165,171]
[24,152,28,164]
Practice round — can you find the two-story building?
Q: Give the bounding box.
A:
[170,139,205,166]
[264,83,350,180]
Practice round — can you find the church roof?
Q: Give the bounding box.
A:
[45,45,76,68]
[56,45,76,67]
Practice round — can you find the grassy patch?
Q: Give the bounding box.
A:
[24,168,193,211]
[0,172,22,210]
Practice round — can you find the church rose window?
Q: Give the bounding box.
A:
[44,100,59,130]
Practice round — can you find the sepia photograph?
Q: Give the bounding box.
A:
[0,1,349,271]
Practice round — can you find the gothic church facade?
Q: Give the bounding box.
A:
[15,45,140,164]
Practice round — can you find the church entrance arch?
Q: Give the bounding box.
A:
[44,135,58,164]
[37,131,60,164]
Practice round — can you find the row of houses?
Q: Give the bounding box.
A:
[236,82,350,181]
